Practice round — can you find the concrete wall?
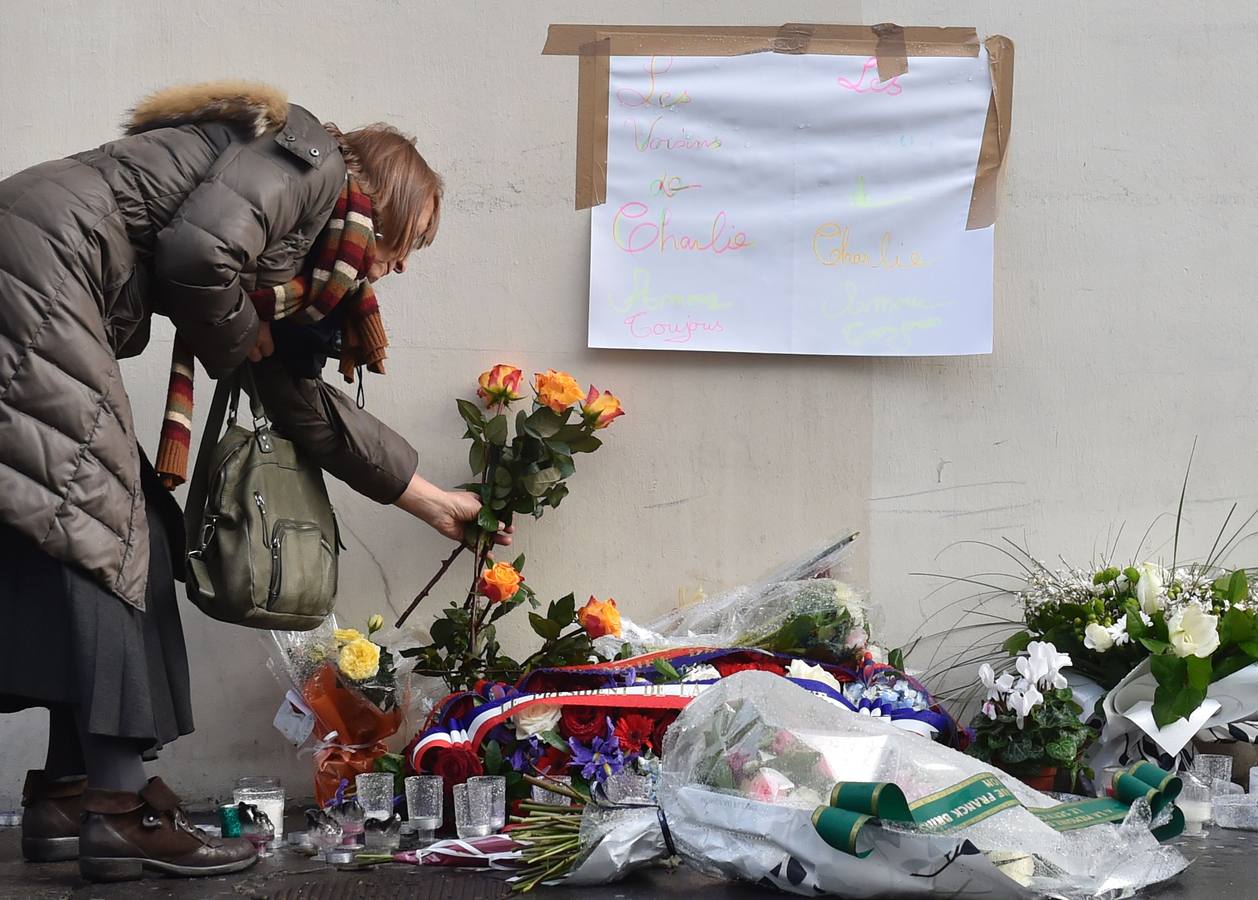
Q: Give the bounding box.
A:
[2,0,1254,806]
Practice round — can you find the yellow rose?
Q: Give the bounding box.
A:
[333,628,364,644]
[534,369,584,413]
[478,562,524,603]
[337,638,381,681]
[581,386,625,430]
[477,364,524,407]
[577,596,622,639]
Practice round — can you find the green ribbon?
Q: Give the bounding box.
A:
[812,762,1183,857]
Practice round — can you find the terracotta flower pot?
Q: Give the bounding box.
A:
[1021,766,1058,791]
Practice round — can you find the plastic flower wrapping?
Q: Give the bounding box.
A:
[266,615,415,805]
[561,672,1187,898]
[605,534,883,669]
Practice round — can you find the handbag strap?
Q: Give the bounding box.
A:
[185,364,274,550]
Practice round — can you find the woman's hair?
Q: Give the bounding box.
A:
[323,122,443,259]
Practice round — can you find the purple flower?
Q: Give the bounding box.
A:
[485,723,515,748]
[567,718,626,783]
[509,736,544,772]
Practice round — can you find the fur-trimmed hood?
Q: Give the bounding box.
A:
[125,79,288,137]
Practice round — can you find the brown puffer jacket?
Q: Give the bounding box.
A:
[0,82,418,610]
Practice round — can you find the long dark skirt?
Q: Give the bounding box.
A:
[0,461,193,749]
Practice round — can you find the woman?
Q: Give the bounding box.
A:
[0,81,505,881]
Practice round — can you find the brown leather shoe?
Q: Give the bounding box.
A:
[78,777,256,882]
[20,770,85,862]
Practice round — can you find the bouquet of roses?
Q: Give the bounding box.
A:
[396,364,625,694]
[267,615,407,805]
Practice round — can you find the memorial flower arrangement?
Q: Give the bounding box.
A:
[1008,560,1258,727]
[967,641,1095,787]
[267,614,407,805]
[395,364,625,692]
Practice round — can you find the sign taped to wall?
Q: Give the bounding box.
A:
[544,25,1014,357]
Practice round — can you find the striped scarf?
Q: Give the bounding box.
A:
[155,177,388,489]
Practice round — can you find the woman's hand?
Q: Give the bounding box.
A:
[395,473,513,546]
[247,320,275,362]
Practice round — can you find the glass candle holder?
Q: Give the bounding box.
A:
[1192,753,1233,791]
[530,775,573,806]
[233,776,285,843]
[404,775,443,841]
[467,776,506,831]
[355,773,396,822]
[1180,780,1212,836]
[453,782,493,839]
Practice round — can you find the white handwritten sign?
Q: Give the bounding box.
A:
[588,51,995,355]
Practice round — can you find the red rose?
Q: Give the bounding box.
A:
[422,744,483,787]
[651,712,679,755]
[713,659,786,678]
[560,706,605,742]
[613,714,656,753]
[536,746,571,775]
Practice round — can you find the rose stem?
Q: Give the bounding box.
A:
[394,542,467,628]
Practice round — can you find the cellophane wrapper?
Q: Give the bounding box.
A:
[265,618,413,806]
[568,672,1186,898]
[599,535,877,665]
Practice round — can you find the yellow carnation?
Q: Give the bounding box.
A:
[333,628,364,644]
[337,638,381,681]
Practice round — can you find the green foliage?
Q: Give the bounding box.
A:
[399,377,619,692]
[967,686,1095,787]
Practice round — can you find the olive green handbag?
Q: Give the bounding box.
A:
[184,366,340,630]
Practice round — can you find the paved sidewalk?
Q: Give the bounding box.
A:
[0,817,1246,898]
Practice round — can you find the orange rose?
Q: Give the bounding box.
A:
[477,364,523,407]
[581,386,625,430]
[478,562,523,603]
[534,369,584,413]
[577,596,621,639]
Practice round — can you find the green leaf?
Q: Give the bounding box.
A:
[483,740,504,775]
[529,612,562,640]
[523,408,565,439]
[457,399,485,431]
[546,441,572,459]
[477,507,500,532]
[1149,653,1186,685]
[538,729,570,752]
[511,495,536,515]
[545,483,570,508]
[1186,655,1213,691]
[888,647,906,671]
[512,553,526,572]
[653,658,682,682]
[468,440,487,475]
[548,592,576,625]
[1240,640,1258,659]
[1229,569,1250,605]
[1154,681,1207,728]
[484,414,508,446]
[1124,603,1148,639]
[1002,631,1032,655]
[1139,637,1173,654]
[429,617,456,647]
[1045,736,1079,764]
[554,455,576,479]
[522,467,562,497]
[569,434,602,454]
[493,466,512,487]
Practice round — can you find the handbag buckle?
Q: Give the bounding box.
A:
[254,418,274,453]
